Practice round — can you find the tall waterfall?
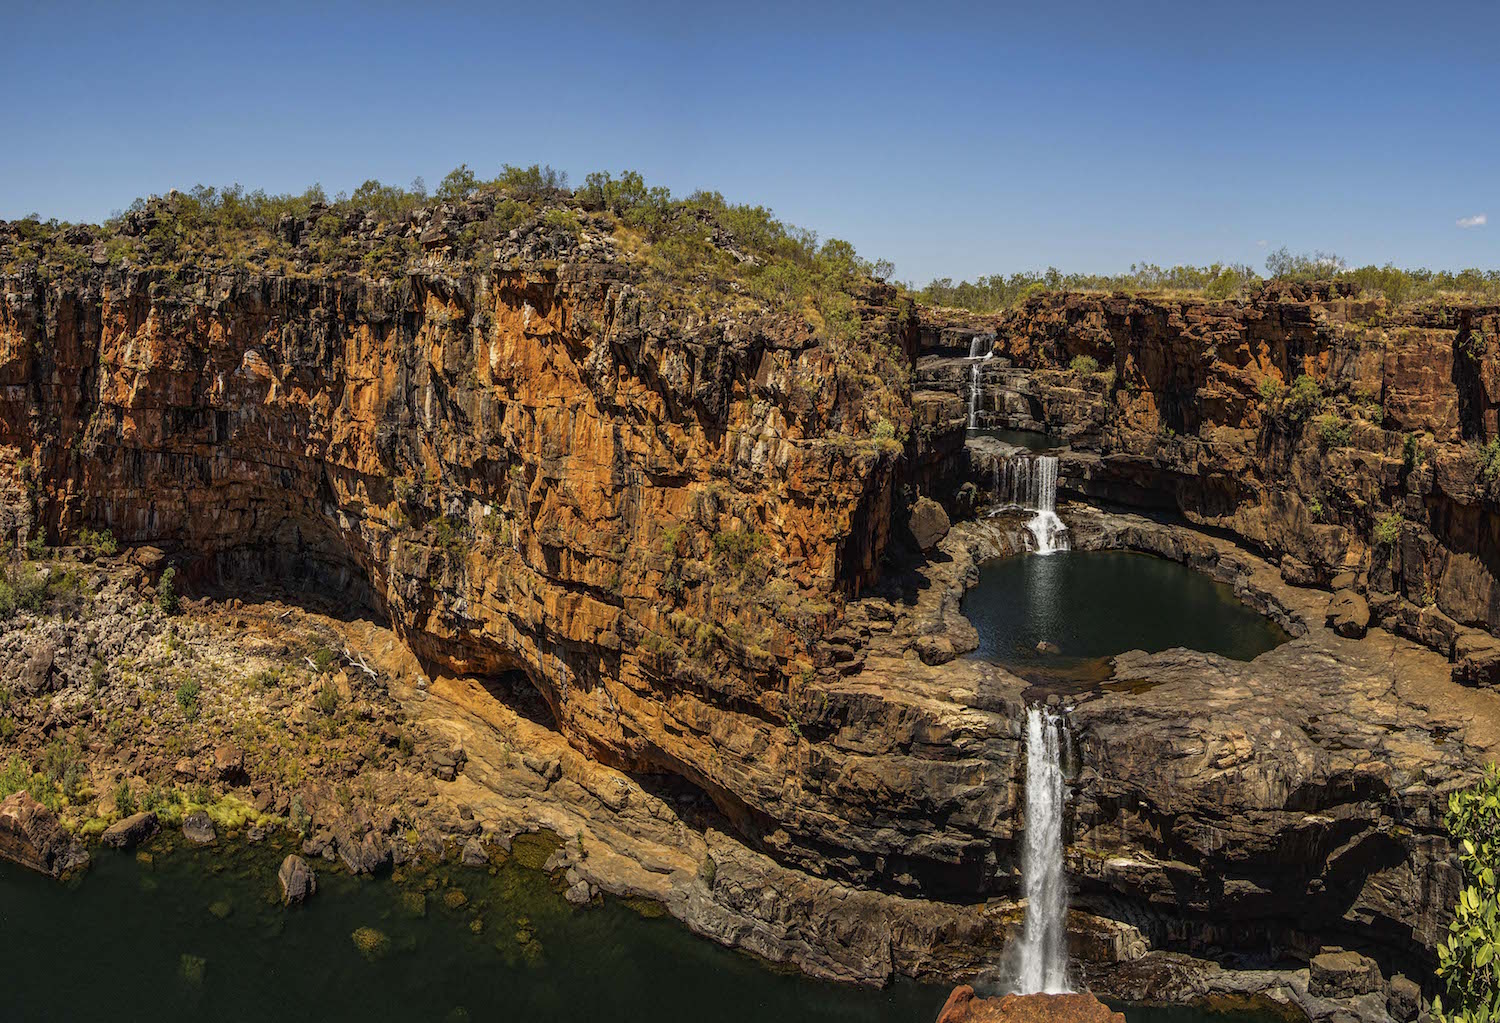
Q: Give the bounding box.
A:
[992,454,1070,555]
[966,334,993,430]
[1016,705,1070,995]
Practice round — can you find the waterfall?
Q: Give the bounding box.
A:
[967,334,993,430]
[1016,705,1070,995]
[992,454,1070,555]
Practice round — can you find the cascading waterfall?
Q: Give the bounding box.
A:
[991,454,1070,555]
[966,334,994,430]
[1016,704,1070,995]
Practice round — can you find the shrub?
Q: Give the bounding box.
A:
[1308,498,1324,520]
[176,677,201,718]
[1284,375,1324,422]
[157,567,180,615]
[1434,766,1500,1023]
[1070,355,1100,375]
[1480,439,1500,483]
[1405,433,1428,470]
[309,647,337,674]
[712,529,765,574]
[1258,376,1285,404]
[1316,414,1352,448]
[1374,512,1404,547]
[77,527,119,558]
[314,679,340,716]
[113,782,136,817]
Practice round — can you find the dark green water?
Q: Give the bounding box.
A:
[0,838,945,1022]
[963,551,1290,686]
[968,428,1063,451]
[0,834,1297,1022]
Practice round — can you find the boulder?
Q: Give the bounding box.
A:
[460,838,489,867]
[1326,590,1370,638]
[1309,948,1383,999]
[909,497,951,552]
[101,811,158,850]
[337,831,392,875]
[181,810,217,845]
[277,854,317,906]
[0,791,89,877]
[17,641,57,696]
[213,743,248,785]
[1454,631,1500,688]
[934,987,1126,1023]
[1386,974,1421,1023]
[1280,556,1319,587]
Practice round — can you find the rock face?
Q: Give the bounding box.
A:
[926,287,1500,675]
[0,791,88,877]
[934,987,1125,1023]
[5,217,1496,996]
[1,235,920,886]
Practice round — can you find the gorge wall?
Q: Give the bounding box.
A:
[5,198,1497,995]
[924,285,1500,680]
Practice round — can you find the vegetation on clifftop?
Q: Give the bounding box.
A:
[0,164,896,344]
[918,247,1500,311]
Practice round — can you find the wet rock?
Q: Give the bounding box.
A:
[565,878,592,905]
[0,791,90,877]
[1327,590,1370,638]
[337,831,392,875]
[278,854,317,905]
[101,811,158,850]
[181,810,217,845]
[934,987,1126,1023]
[1035,640,1061,654]
[1309,948,1383,999]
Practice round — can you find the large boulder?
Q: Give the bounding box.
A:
[0,791,89,877]
[934,987,1125,1023]
[101,811,158,850]
[181,810,217,845]
[277,854,317,906]
[1326,590,1370,638]
[1386,974,1421,1023]
[909,497,951,552]
[1309,948,1383,999]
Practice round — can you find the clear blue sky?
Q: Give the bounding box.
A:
[4,0,1496,284]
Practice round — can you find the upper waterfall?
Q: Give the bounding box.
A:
[966,334,994,430]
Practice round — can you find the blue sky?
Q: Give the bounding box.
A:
[4,0,1496,283]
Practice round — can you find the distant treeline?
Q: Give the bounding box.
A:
[918,248,1500,311]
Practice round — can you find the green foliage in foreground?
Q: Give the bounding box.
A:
[1436,766,1500,1023]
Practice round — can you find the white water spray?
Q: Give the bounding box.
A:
[992,454,1070,555]
[1016,705,1070,995]
[967,334,994,430]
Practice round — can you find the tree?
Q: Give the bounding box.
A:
[437,164,479,201]
[1435,766,1500,1023]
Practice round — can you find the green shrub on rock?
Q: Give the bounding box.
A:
[1285,375,1324,422]
[1070,355,1100,375]
[1374,512,1404,548]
